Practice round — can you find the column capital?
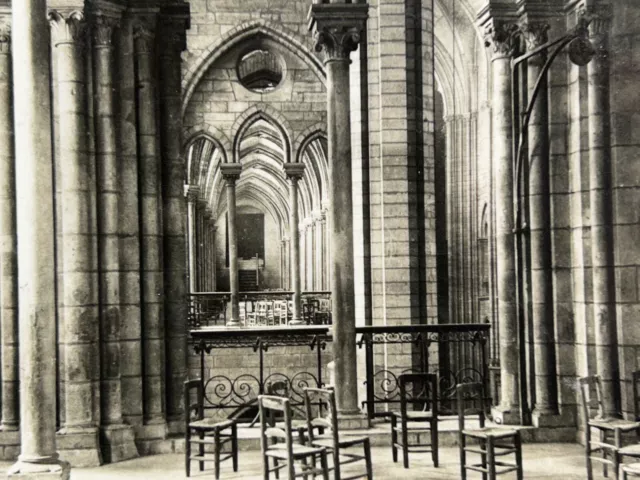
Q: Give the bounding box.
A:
[284,162,306,180]
[0,16,10,54]
[49,10,87,46]
[220,163,243,186]
[580,4,612,45]
[92,13,120,47]
[308,3,368,63]
[483,20,522,59]
[158,14,189,54]
[521,21,550,51]
[132,14,157,53]
[184,184,200,202]
[312,209,325,223]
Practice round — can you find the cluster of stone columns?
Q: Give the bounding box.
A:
[0,0,190,472]
[185,187,217,293]
[299,209,329,292]
[481,3,617,424]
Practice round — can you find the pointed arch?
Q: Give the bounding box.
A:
[231,104,293,164]
[181,19,326,118]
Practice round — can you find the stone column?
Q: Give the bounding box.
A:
[8,0,69,477]
[134,16,167,435]
[50,9,102,463]
[212,224,217,291]
[282,237,290,289]
[523,22,558,421]
[115,11,144,428]
[220,164,242,326]
[203,209,212,291]
[588,7,617,417]
[92,10,138,461]
[0,16,18,433]
[484,22,520,424]
[299,224,307,292]
[318,210,327,290]
[314,211,323,290]
[185,186,199,292]
[310,3,367,416]
[284,163,305,324]
[159,13,189,434]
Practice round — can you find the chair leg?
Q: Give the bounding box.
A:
[263,455,270,480]
[364,438,373,480]
[391,416,398,463]
[487,437,496,480]
[586,439,594,480]
[481,439,487,480]
[214,429,221,480]
[334,447,341,480]
[199,430,205,472]
[401,419,409,469]
[274,458,280,480]
[515,432,523,480]
[185,430,191,478]
[320,451,330,480]
[459,436,467,480]
[602,430,609,478]
[232,423,239,472]
[431,421,439,468]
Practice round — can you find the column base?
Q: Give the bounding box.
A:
[56,427,102,467]
[167,416,185,436]
[8,459,70,479]
[532,407,576,428]
[289,318,303,326]
[100,424,139,464]
[225,319,242,327]
[491,405,521,425]
[335,412,370,430]
[133,419,168,441]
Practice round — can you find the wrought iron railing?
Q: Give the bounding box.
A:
[189,323,490,422]
[188,292,230,329]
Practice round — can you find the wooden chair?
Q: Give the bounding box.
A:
[185,379,238,479]
[618,372,640,469]
[304,387,372,480]
[390,373,439,468]
[622,463,640,479]
[457,382,523,480]
[579,375,640,480]
[259,395,329,480]
[265,380,316,445]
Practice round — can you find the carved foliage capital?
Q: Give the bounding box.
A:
[92,14,120,47]
[49,10,87,46]
[314,25,362,62]
[483,21,521,58]
[580,4,612,45]
[133,16,156,54]
[220,163,243,185]
[0,17,10,53]
[521,22,549,51]
[184,184,201,202]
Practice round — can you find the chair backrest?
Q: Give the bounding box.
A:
[398,373,438,418]
[304,387,339,446]
[456,382,485,432]
[633,371,640,420]
[184,379,205,429]
[578,375,604,422]
[259,395,295,458]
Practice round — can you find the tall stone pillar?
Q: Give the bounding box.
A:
[50,9,102,465]
[115,11,144,428]
[484,21,521,424]
[318,210,327,290]
[220,164,242,326]
[8,0,69,477]
[588,7,617,417]
[0,15,19,433]
[92,10,139,462]
[310,2,367,416]
[133,15,167,436]
[284,163,305,324]
[212,224,217,291]
[186,186,199,292]
[523,22,558,422]
[159,13,189,434]
[203,209,212,291]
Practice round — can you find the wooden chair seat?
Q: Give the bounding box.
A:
[620,444,640,456]
[311,435,371,449]
[462,427,519,439]
[189,418,236,430]
[590,418,640,432]
[264,443,327,460]
[391,410,435,420]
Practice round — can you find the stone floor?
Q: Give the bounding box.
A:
[0,443,618,479]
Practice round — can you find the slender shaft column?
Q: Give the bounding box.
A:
[310,3,367,415]
[300,224,307,292]
[197,202,207,291]
[9,0,69,476]
[484,22,520,424]
[204,209,212,291]
[115,12,144,427]
[221,164,242,326]
[523,22,558,419]
[50,10,102,446]
[318,210,327,290]
[212,224,217,291]
[284,164,305,324]
[0,17,18,432]
[159,14,189,433]
[134,16,166,432]
[186,186,199,292]
[588,8,617,417]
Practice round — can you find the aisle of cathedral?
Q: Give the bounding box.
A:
[0,0,639,477]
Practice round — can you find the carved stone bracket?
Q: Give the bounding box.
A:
[483,21,522,58]
[220,163,243,186]
[49,10,87,46]
[283,162,305,180]
[580,4,612,50]
[308,3,368,63]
